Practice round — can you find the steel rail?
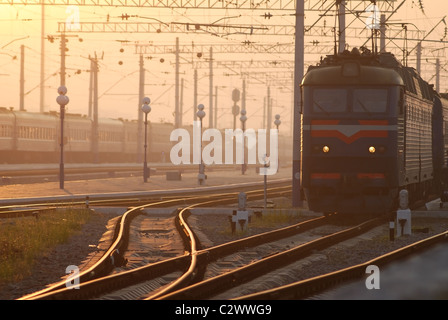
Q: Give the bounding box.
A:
[146,186,294,300]
[21,195,239,300]
[0,207,57,219]
[0,163,260,177]
[236,229,448,300]
[0,194,196,215]
[25,187,294,300]
[17,197,184,300]
[145,202,209,300]
[2,178,289,212]
[156,216,386,300]
[0,177,290,207]
[19,185,291,300]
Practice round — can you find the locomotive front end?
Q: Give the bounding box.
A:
[301,58,404,215]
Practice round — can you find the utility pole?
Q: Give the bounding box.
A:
[338,0,346,53]
[194,69,198,122]
[180,78,184,127]
[293,0,305,207]
[93,55,99,163]
[89,53,101,163]
[209,46,213,128]
[214,86,218,128]
[88,58,93,118]
[242,79,246,115]
[263,97,266,129]
[232,88,240,131]
[267,86,271,133]
[380,14,386,53]
[60,32,66,86]
[40,2,45,112]
[138,54,145,161]
[20,45,25,111]
[175,37,180,128]
[416,42,422,74]
[266,87,272,160]
[436,58,440,93]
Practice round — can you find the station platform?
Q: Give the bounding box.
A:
[0,165,292,202]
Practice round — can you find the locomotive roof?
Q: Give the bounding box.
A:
[301,64,403,86]
[302,48,435,101]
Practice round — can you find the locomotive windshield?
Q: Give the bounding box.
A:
[310,87,389,114]
[313,89,347,113]
[353,89,388,113]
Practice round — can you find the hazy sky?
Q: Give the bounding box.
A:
[0,0,447,134]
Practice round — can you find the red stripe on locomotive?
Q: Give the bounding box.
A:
[310,119,389,144]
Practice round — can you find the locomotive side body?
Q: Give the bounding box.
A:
[442,95,448,169]
[399,82,435,201]
[433,94,448,199]
[300,50,445,215]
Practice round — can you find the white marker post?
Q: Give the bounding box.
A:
[396,189,411,236]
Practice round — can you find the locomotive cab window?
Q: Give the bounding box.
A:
[312,89,347,113]
[353,89,388,113]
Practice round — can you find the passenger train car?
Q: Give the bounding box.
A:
[0,108,178,164]
[300,48,448,215]
[0,107,292,166]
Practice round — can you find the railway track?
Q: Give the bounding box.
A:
[18,185,291,300]
[14,181,448,301]
[156,214,385,300]
[236,228,448,300]
[0,163,261,185]
[17,193,385,300]
[155,212,448,300]
[0,174,290,208]
[19,206,384,300]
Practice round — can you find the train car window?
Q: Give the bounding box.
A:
[353,89,388,113]
[312,89,347,113]
[0,125,12,137]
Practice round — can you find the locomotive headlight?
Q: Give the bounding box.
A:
[369,146,376,154]
[323,145,330,153]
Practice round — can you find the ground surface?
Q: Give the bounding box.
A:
[2,206,448,300]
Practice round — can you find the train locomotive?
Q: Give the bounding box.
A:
[300,48,448,215]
